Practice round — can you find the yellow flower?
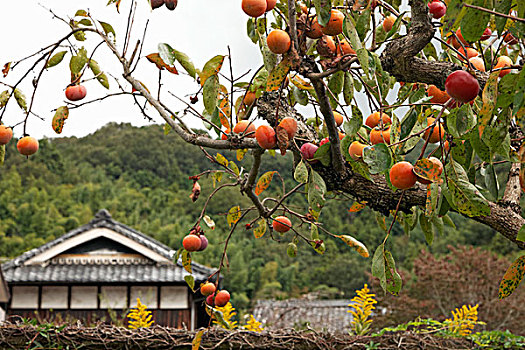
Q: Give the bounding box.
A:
[244,314,264,332]
[445,304,479,336]
[127,298,154,329]
[348,284,377,335]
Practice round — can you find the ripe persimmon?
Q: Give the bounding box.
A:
[321,9,344,36]
[469,56,485,72]
[306,16,323,39]
[423,117,444,144]
[382,15,395,32]
[182,234,202,252]
[278,117,298,139]
[233,120,256,137]
[17,136,39,156]
[65,85,87,101]
[265,0,277,12]
[273,216,292,233]
[365,111,391,129]
[457,47,479,61]
[333,111,344,126]
[215,290,231,307]
[267,29,291,54]
[255,125,277,149]
[243,91,256,106]
[337,39,356,55]
[242,0,267,17]
[494,56,512,77]
[390,161,417,190]
[370,126,391,145]
[200,282,216,296]
[0,125,13,145]
[427,85,450,104]
[349,141,366,160]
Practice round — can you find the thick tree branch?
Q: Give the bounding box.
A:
[379,0,490,91]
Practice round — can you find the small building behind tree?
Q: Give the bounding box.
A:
[1,209,214,329]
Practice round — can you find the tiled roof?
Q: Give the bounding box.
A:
[3,263,210,284]
[253,299,353,333]
[2,209,215,284]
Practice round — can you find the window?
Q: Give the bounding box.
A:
[71,286,98,309]
[100,286,127,309]
[41,286,68,309]
[130,286,158,308]
[160,286,188,309]
[10,286,38,309]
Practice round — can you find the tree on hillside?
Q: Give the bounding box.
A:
[0,0,524,303]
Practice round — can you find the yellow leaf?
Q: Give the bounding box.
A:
[499,255,525,299]
[237,148,248,161]
[182,250,192,273]
[227,206,241,227]
[215,153,228,167]
[338,235,369,258]
[192,329,204,350]
[266,56,291,92]
[349,201,367,213]
[255,171,277,196]
[253,218,267,239]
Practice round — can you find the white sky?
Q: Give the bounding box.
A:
[0,0,263,139]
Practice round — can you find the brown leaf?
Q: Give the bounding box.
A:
[276,125,289,156]
[189,181,201,202]
[146,53,179,74]
[2,62,11,77]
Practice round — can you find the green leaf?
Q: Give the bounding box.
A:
[13,89,27,112]
[52,106,69,134]
[484,163,499,200]
[0,90,9,108]
[0,145,5,166]
[327,71,344,109]
[203,75,219,114]
[255,171,277,196]
[308,170,326,212]
[495,0,512,36]
[182,250,192,273]
[419,212,434,245]
[158,43,196,78]
[46,51,67,68]
[313,143,331,166]
[258,33,277,73]
[499,255,525,299]
[229,161,239,176]
[445,159,491,217]
[362,143,392,174]
[310,240,326,255]
[99,21,116,40]
[517,225,525,243]
[372,244,402,295]
[184,275,195,291]
[294,160,308,183]
[287,243,297,258]
[425,182,440,218]
[253,218,267,239]
[313,0,332,26]
[75,9,88,17]
[227,206,241,227]
[69,47,88,75]
[343,72,354,105]
[447,103,475,138]
[343,112,361,139]
[461,0,491,42]
[88,59,110,89]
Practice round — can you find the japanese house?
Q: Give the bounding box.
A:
[1,209,215,329]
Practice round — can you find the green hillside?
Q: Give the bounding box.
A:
[0,123,519,309]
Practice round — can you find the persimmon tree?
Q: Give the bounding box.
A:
[1,0,524,307]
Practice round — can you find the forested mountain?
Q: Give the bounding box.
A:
[0,123,519,310]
